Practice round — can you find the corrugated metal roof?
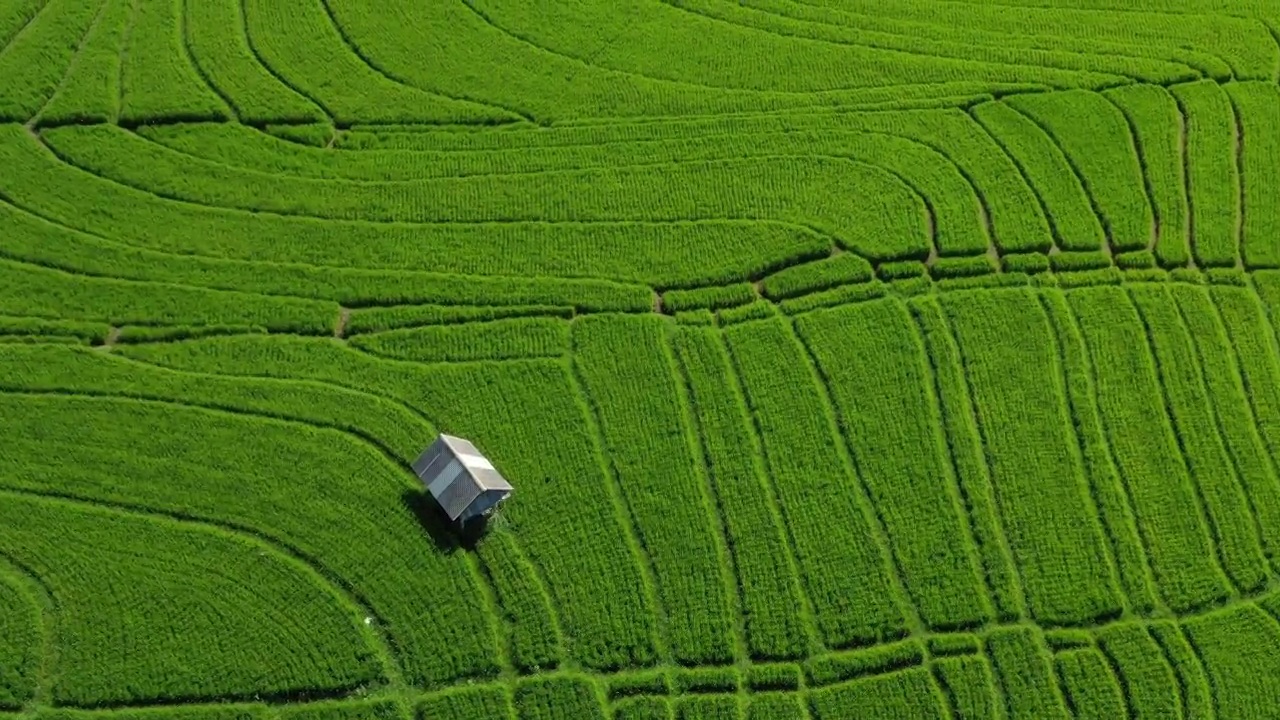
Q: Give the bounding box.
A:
[469,466,513,492]
[411,441,445,477]
[414,434,513,522]
[458,489,509,524]
[435,475,483,521]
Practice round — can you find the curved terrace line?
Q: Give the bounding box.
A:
[752,0,1235,80]
[0,484,393,706]
[315,0,532,124]
[663,0,1202,86]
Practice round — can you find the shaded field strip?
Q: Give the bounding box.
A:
[177,0,238,125]
[473,0,1196,97]
[7,115,1269,304]
[715,0,1233,82]
[0,483,395,707]
[235,0,334,127]
[27,0,112,126]
[0,548,55,713]
[1038,291,1164,618]
[0,387,430,690]
[30,127,911,262]
[0,0,56,60]
[0,194,657,313]
[317,0,534,125]
[564,350,673,667]
[14,351,534,681]
[660,0,1198,91]
[118,123,965,257]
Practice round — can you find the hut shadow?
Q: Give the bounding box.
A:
[401,490,489,553]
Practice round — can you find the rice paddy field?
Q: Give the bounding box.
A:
[3,0,1280,718]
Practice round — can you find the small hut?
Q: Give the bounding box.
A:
[413,434,513,527]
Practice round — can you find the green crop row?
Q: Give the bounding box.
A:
[114,324,267,344]
[1067,286,1234,611]
[0,491,380,706]
[1228,83,1280,269]
[717,300,776,325]
[41,124,922,265]
[1182,603,1280,717]
[797,298,992,630]
[34,0,132,126]
[805,639,922,687]
[0,256,337,334]
[777,282,886,315]
[233,0,507,126]
[662,284,756,313]
[672,666,738,694]
[0,314,109,344]
[512,674,605,720]
[337,106,1048,253]
[12,126,834,289]
[1170,81,1239,268]
[809,667,947,719]
[673,327,813,660]
[113,334,660,671]
[350,317,570,363]
[0,571,38,710]
[986,627,1068,718]
[473,529,562,673]
[971,100,1106,252]
[1128,284,1269,594]
[30,698,411,720]
[613,696,668,720]
[1096,622,1181,717]
[183,0,325,125]
[912,294,1028,621]
[746,663,801,691]
[34,706,274,720]
[0,188,652,311]
[1049,251,1111,272]
[0,0,102,122]
[930,254,996,279]
[1103,84,1190,268]
[1212,284,1280,566]
[1007,89,1153,253]
[931,655,998,719]
[1039,291,1158,615]
[759,254,874,300]
[1146,620,1213,719]
[415,682,509,719]
[608,669,669,700]
[941,288,1122,624]
[1053,648,1126,719]
[346,305,573,336]
[724,318,907,648]
[925,633,980,657]
[118,0,230,124]
[134,121,984,261]
[265,123,334,147]
[573,315,736,665]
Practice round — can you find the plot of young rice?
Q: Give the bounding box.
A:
[0,0,1278,716]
